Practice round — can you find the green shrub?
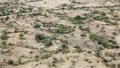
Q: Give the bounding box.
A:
[56,44,69,53]
[52,57,58,63]
[101,12,106,16]
[92,10,99,14]
[74,15,82,21]
[7,59,14,65]
[34,22,42,28]
[81,32,87,37]
[1,33,9,40]
[74,45,83,53]
[45,40,53,47]
[35,34,47,42]
[72,15,86,24]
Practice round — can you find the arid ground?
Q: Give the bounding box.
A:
[0,0,120,68]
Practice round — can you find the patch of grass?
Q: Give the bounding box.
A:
[79,25,90,33]
[74,45,83,53]
[92,10,99,14]
[29,12,42,17]
[89,33,118,49]
[49,24,74,34]
[41,53,51,59]
[93,15,109,21]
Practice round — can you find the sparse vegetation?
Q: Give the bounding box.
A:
[0,0,119,68]
[89,33,118,48]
